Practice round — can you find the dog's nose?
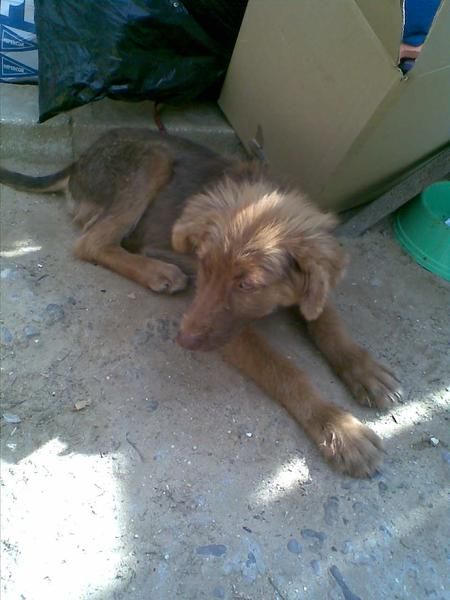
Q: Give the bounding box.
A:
[176,331,206,351]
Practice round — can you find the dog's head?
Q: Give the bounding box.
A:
[173,178,347,351]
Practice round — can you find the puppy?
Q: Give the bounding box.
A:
[0,129,402,476]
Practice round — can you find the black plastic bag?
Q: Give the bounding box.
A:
[35,0,247,122]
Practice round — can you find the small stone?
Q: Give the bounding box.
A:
[23,325,40,338]
[330,565,361,600]
[287,538,302,555]
[146,399,159,412]
[301,529,326,544]
[379,525,393,538]
[127,293,136,299]
[44,303,65,325]
[429,437,439,447]
[340,480,354,490]
[378,481,388,496]
[246,552,256,566]
[196,544,227,557]
[0,326,13,345]
[341,540,353,555]
[324,496,339,525]
[245,432,253,438]
[310,559,321,575]
[74,399,91,411]
[3,413,21,424]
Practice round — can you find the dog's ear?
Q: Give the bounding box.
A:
[172,217,205,254]
[172,206,217,254]
[289,234,348,321]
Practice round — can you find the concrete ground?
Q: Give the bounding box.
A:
[1,85,449,600]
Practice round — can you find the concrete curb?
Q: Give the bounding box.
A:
[0,84,244,166]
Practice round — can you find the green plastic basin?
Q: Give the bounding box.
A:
[394,182,450,281]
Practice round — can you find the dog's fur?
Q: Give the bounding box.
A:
[0,128,402,477]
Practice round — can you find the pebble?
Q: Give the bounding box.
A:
[44,303,65,325]
[341,480,355,490]
[329,565,361,600]
[378,481,388,496]
[23,325,40,338]
[341,540,353,555]
[287,538,302,555]
[246,552,256,565]
[146,399,159,412]
[429,437,439,447]
[301,528,326,544]
[310,559,321,575]
[379,525,393,538]
[3,413,21,424]
[196,544,227,557]
[0,326,13,345]
[324,496,339,525]
[127,293,136,299]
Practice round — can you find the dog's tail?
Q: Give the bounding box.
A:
[0,164,73,193]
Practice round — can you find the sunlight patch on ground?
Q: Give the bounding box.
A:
[1,238,42,258]
[1,438,125,600]
[367,390,450,439]
[250,455,311,506]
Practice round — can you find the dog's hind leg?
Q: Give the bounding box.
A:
[73,153,188,294]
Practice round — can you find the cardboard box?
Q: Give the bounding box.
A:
[0,0,38,83]
[219,1,450,211]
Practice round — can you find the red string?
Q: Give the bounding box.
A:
[153,102,167,134]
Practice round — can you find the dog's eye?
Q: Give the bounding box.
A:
[238,278,257,291]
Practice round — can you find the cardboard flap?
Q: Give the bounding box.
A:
[354,0,403,63]
[219,0,400,197]
[413,0,450,76]
[320,68,450,209]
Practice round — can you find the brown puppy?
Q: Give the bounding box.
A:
[0,128,402,477]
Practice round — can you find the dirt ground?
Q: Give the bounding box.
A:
[1,158,449,600]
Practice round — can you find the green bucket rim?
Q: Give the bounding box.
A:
[394,201,450,281]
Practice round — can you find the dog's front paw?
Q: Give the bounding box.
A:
[147,264,188,294]
[310,405,383,478]
[339,350,403,410]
